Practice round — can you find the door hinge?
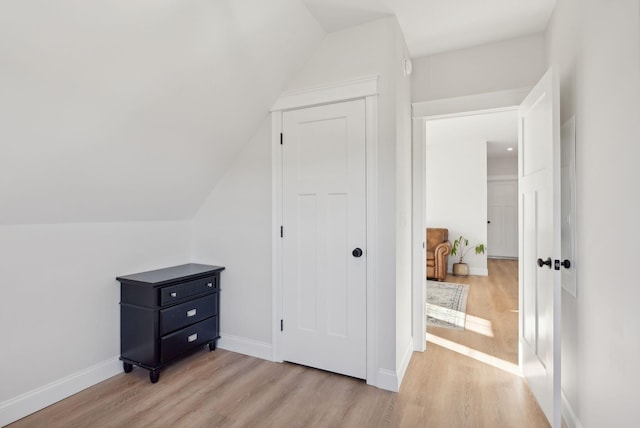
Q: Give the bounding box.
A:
[280,133,283,145]
[280,319,284,331]
[280,226,284,238]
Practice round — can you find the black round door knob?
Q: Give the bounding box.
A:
[537,257,552,268]
[561,259,571,269]
[352,248,363,258]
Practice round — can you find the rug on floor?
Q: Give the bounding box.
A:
[426,281,470,329]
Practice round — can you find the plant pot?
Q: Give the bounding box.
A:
[452,263,469,277]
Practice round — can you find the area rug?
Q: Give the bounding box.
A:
[426,281,470,329]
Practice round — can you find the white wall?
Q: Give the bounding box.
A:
[547,0,640,427]
[0,1,325,424]
[0,221,190,410]
[191,119,273,347]
[392,20,414,381]
[411,34,547,102]
[487,156,518,177]
[0,0,324,224]
[425,138,488,275]
[192,17,414,388]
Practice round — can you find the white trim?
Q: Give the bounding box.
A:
[271,76,379,112]
[271,111,284,363]
[364,95,379,387]
[218,334,273,361]
[376,369,400,392]
[0,357,121,427]
[271,78,379,387]
[396,338,415,390]
[562,390,584,428]
[417,106,519,122]
[411,92,523,378]
[412,87,531,118]
[411,116,426,352]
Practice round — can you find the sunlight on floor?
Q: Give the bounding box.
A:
[426,332,521,376]
[464,314,494,337]
[426,303,466,329]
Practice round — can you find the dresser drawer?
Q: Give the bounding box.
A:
[160,316,218,363]
[160,293,218,335]
[160,275,218,306]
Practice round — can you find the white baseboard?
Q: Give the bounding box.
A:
[376,368,399,392]
[375,339,414,393]
[0,356,121,427]
[217,334,273,361]
[396,337,414,390]
[562,390,584,428]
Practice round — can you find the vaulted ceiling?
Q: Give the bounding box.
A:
[0,0,324,224]
[303,0,556,57]
[1,0,555,225]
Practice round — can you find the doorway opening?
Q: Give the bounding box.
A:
[412,70,562,427]
[422,108,520,372]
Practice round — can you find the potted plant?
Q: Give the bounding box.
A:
[450,235,486,276]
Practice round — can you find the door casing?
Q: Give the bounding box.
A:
[411,82,561,426]
[411,87,530,352]
[271,76,381,388]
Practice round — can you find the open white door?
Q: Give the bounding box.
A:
[518,67,561,427]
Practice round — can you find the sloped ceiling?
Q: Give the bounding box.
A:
[0,0,324,224]
[303,0,556,57]
[302,0,392,32]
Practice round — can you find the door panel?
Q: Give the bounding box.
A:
[519,68,561,427]
[282,99,366,379]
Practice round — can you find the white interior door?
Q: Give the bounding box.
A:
[487,180,518,258]
[519,68,561,427]
[282,99,366,379]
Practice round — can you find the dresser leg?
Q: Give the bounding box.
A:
[209,341,217,352]
[149,369,160,383]
[123,362,133,373]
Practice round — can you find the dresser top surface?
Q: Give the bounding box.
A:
[116,263,225,286]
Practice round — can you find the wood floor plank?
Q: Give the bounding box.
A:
[9,259,552,428]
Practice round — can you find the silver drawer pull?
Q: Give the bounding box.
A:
[188,333,198,343]
[170,292,177,297]
[207,282,213,288]
[186,309,197,317]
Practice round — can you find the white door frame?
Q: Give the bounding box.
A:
[411,88,531,351]
[271,76,380,386]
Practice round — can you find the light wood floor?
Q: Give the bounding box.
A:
[9,259,550,428]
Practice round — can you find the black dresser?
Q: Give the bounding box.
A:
[116,263,225,383]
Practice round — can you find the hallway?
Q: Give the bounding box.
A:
[404,258,550,426]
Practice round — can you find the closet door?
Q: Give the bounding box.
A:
[487,179,518,258]
[281,99,366,379]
